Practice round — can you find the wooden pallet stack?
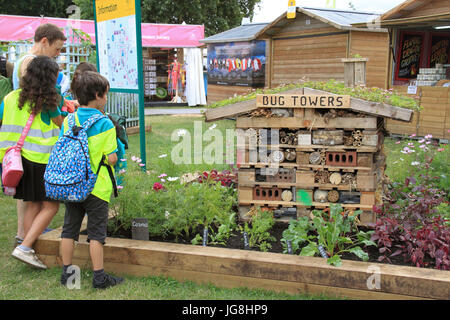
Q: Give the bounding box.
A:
[205,87,414,226]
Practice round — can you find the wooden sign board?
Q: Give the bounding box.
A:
[256,94,351,109]
[131,218,149,241]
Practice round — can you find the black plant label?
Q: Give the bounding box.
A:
[243,232,250,249]
[318,245,329,259]
[202,227,208,246]
[287,240,293,254]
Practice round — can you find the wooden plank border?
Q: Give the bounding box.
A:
[35,229,450,300]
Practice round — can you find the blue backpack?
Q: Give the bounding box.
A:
[44,113,117,202]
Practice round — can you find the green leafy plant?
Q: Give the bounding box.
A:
[240,208,276,252]
[307,205,376,266]
[110,165,237,242]
[201,212,237,246]
[280,217,315,254]
[281,205,376,266]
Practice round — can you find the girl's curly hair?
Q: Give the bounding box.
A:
[18,55,61,114]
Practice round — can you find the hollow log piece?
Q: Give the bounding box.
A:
[327,190,340,203]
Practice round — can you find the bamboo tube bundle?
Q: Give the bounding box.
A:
[320,149,326,165]
[352,130,363,147]
[344,135,354,146]
[327,190,340,203]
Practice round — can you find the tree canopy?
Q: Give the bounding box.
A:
[140,0,263,36]
[0,0,74,18]
[72,0,262,36]
[0,0,262,37]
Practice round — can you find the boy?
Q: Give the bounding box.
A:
[13,23,66,90]
[59,71,123,289]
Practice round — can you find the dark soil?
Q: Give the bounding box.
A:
[104,217,436,269]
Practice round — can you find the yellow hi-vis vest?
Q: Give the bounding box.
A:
[0,89,60,164]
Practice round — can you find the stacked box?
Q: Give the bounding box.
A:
[143,58,157,96]
[416,66,447,86]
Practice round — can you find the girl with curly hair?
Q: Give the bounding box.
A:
[0,55,63,269]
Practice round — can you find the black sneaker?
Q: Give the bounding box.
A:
[92,273,124,289]
[60,270,74,286]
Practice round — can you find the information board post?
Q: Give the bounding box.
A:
[93,0,146,169]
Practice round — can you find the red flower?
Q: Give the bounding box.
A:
[153,182,164,191]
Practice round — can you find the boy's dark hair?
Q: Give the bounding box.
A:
[71,62,98,98]
[18,55,61,114]
[0,57,12,78]
[74,71,109,106]
[0,56,7,77]
[34,23,67,44]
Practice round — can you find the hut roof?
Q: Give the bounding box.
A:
[200,23,269,44]
[201,6,385,44]
[352,0,450,28]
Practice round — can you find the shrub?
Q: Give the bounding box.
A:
[370,139,449,270]
[110,167,237,241]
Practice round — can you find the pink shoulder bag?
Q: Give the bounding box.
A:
[2,112,35,196]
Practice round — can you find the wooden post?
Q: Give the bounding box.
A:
[342,58,369,87]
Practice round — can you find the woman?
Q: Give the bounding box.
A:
[0,56,63,269]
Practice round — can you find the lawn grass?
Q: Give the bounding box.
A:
[0,115,333,300]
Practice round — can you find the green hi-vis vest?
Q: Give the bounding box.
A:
[0,89,60,164]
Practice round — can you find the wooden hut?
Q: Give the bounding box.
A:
[353,0,450,140]
[205,88,413,226]
[201,7,390,103]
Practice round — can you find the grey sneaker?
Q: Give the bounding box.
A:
[11,247,47,270]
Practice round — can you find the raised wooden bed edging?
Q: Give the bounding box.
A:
[35,228,449,300]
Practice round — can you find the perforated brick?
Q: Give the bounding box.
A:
[325,151,357,167]
[266,168,296,183]
[253,187,282,201]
